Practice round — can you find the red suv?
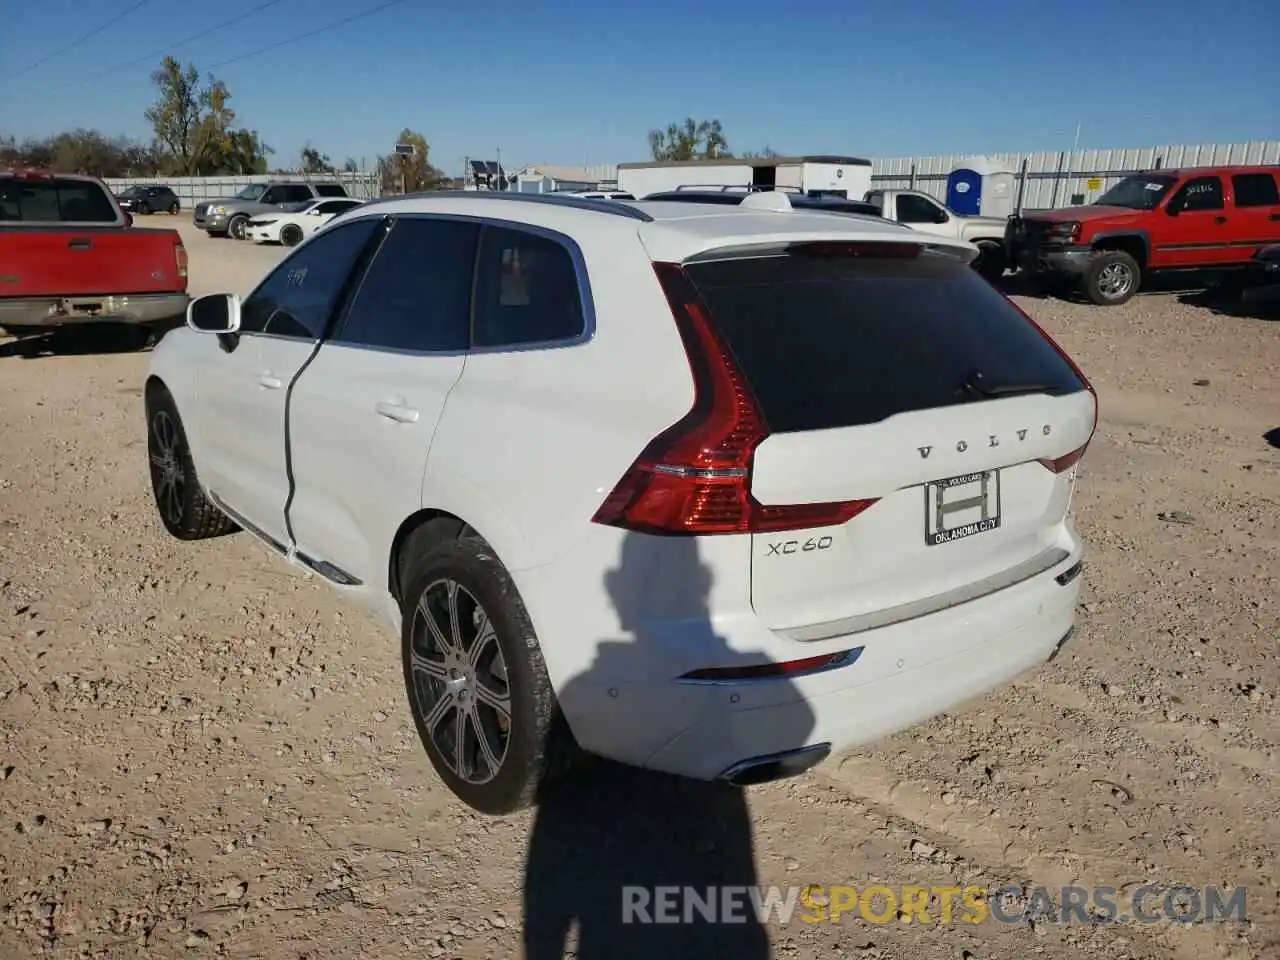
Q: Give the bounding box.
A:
[1005,165,1280,305]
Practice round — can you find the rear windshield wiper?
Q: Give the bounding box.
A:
[959,369,1059,399]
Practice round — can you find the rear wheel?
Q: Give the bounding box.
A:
[1084,250,1140,306]
[145,389,238,540]
[168,201,180,215]
[280,223,304,247]
[401,537,571,814]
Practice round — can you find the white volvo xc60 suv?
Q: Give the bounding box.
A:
[144,190,1096,814]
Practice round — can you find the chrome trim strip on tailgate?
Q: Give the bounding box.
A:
[776,546,1074,642]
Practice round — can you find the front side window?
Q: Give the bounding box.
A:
[896,193,945,224]
[336,217,477,352]
[472,226,586,348]
[238,218,382,340]
[235,184,267,201]
[1168,176,1224,213]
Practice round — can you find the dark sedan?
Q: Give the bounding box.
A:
[115,185,181,215]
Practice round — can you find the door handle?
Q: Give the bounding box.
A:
[257,373,283,390]
[68,239,91,250]
[375,400,420,423]
[1269,213,1280,221]
[1214,216,1227,224]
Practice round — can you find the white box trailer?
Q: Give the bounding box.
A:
[617,155,873,200]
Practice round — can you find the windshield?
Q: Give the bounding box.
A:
[234,184,267,201]
[280,201,312,213]
[119,186,144,198]
[1095,175,1175,210]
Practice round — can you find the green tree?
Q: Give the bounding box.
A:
[300,143,334,174]
[647,118,731,161]
[144,56,270,175]
[378,128,446,194]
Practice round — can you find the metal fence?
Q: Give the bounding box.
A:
[102,171,382,203]
[868,140,1280,211]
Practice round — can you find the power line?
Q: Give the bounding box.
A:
[2,0,154,79]
[44,0,293,94]
[205,0,413,71]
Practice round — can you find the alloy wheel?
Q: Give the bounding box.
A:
[1097,262,1133,300]
[148,410,185,525]
[407,579,511,785]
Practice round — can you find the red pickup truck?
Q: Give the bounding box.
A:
[1005,164,1280,305]
[0,170,189,347]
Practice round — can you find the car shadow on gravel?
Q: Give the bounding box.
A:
[1177,285,1280,320]
[522,534,817,959]
[0,325,164,359]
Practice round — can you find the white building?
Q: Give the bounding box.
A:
[510,164,614,194]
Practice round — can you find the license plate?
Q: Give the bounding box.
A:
[924,470,1001,546]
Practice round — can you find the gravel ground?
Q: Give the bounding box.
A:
[0,219,1277,960]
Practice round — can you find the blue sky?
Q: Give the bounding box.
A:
[3,0,1277,177]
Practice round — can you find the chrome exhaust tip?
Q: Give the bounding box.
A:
[717,743,831,787]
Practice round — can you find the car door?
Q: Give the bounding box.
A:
[1229,171,1280,258]
[193,217,384,546]
[894,193,954,238]
[1155,175,1235,267]
[286,215,479,590]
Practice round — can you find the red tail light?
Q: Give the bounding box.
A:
[590,262,877,536]
[1004,299,1097,474]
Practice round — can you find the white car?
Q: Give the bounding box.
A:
[245,197,365,246]
[144,190,1096,814]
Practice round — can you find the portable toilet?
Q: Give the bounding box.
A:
[945,156,1016,218]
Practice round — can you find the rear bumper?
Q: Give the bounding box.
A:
[0,293,190,329]
[513,523,1085,783]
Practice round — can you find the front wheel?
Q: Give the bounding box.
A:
[145,389,238,541]
[973,241,1006,284]
[279,223,304,247]
[228,215,249,240]
[401,537,570,815]
[1084,250,1141,306]
[136,202,150,215]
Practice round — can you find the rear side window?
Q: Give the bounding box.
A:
[472,226,585,348]
[684,250,1086,433]
[0,177,118,222]
[336,217,478,351]
[1232,173,1279,208]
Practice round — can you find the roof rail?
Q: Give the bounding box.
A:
[356,189,654,222]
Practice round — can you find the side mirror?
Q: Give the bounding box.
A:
[187,293,241,334]
[1166,203,1180,217]
[934,208,951,224]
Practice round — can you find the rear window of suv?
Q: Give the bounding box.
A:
[0,177,118,223]
[314,183,349,197]
[684,248,1086,433]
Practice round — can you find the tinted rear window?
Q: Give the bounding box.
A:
[314,183,348,197]
[0,177,118,223]
[685,250,1085,433]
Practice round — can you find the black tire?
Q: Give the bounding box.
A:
[145,388,238,541]
[136,202,150,215]
[279,224,304,247]
[169,201,180,215]
[1084,250,1140,306]
[228,215,249,241]
[401,536,569,815]
[974,240,1006,284]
